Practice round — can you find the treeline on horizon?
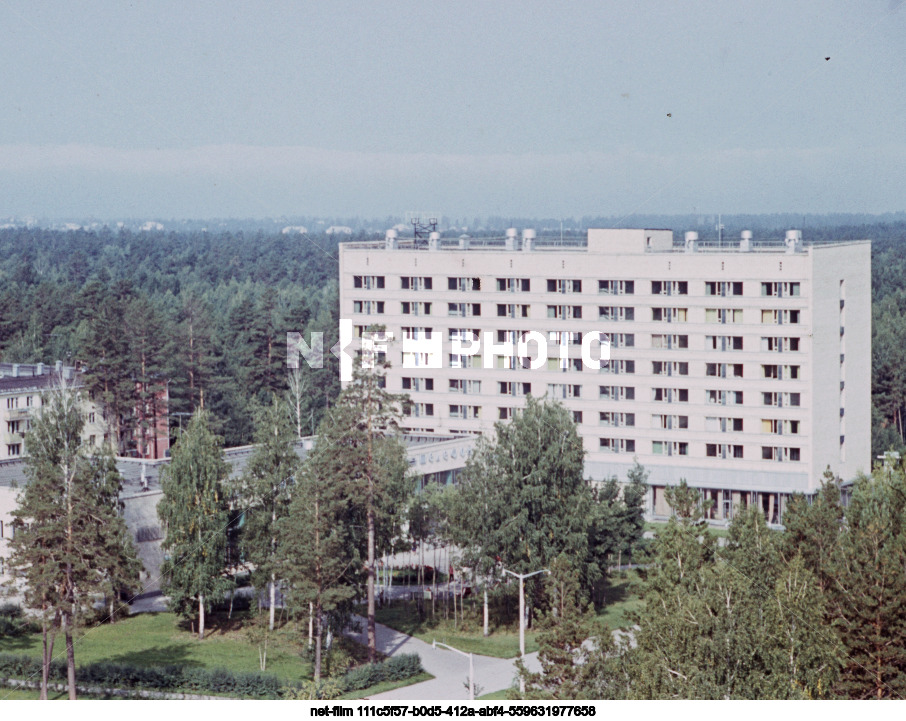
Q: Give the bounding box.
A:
[1,219,905,454]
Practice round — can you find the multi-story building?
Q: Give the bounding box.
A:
[338,227,871,524]
[0,361,108,461]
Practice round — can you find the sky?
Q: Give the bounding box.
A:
[0,1,904,221]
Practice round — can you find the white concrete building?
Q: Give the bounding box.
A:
[0,362,108,578]
[338,227,871,524]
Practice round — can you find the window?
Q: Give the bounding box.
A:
[761,419,801,435]
[760,336,800,352]
[548,305,583,319]
[652,414,688,430]
[547,384,581,399]
[449,379,481,394]
[598,306,634,321]
[401,276,433,291]
[599,438,636,453]
[599,412,635,427]
[652,441,688,456]
[401,377,435,391]
[7,397,19,409]
[761,309,801,325]
[353,275,385,289]
[25,396,32,407]
[651,334,688,349]
[449,328,480,342]
[401,301,432,316]
[651,307,687,322]
[6,421,20,434]
[706,363,743,378]
[448,277,481,291]
[404,402,434,418]
[761,446,801,462]
[651,361,688,376]
[547,279,582,293]
[705,281,743,296]
[402,326,433,341]
[496,278,531,292]
[448,405,481,419]
[705,416,744,432]
[603,333,635,348]
[652,388,689,403]
[705,335,743,351]
[6,444,21,457]
[497,304,530,318]
[761,364,800,380]
[705,308,743,324]
[548,331,582,345]
[448,302,481,317]
[706,444,744,459]
[651,280,688,295]
[599,360,635,375]
[498,407,521,420]
[706,389,744,405]
[762,392,801,407]
[449,354,481,369]
[499,381,531,396]
[572,411,584,424]
[599,280,634,295]
[600,385,635,401]
[353,300,385,314]
[761,281,800,297]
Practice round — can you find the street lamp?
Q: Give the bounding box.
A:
[433,639,474,701]
[503,567,549,693]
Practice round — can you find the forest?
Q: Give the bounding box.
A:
[1,220,906,453]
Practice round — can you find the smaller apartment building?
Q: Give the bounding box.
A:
[338,228,871,524]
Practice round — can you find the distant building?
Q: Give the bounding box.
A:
[132,380,170,460]
[339,227,871,524]
[0,361,107,462]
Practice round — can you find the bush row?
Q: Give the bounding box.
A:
[0,651,423,698]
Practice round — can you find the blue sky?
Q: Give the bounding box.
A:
[0,1,903,220]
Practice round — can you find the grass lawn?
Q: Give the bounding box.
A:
[0,611,315,684]
[375,602,539,658]
[477,688,511,700]
[597,571,643,630]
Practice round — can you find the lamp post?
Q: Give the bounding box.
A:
[503,567,549,693]
[433,639,474,700]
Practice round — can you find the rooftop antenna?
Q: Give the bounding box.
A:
[406,211,439,249]
[716,213,724,249]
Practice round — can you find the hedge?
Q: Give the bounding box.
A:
[0,651,423,698]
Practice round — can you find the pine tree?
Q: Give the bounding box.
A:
[7,379,140,699]
[278,425,359,681]
[158,409,233,640]
[825,465,906,698]
[517,554,604,700]
[240,398,297,631]
[331,357,410,662]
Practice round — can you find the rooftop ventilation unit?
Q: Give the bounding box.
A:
[522,228,536,252]
[385,228,398,250]
[740,230,753,252]
[785,229,803,253]
[428,231,441,251]
[505,227,519,251]
[459,234,471,249]
[684,231,699,252]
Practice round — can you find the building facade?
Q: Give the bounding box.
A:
[338,227,871,524]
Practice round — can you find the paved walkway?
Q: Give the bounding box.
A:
[345,615,540,700]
